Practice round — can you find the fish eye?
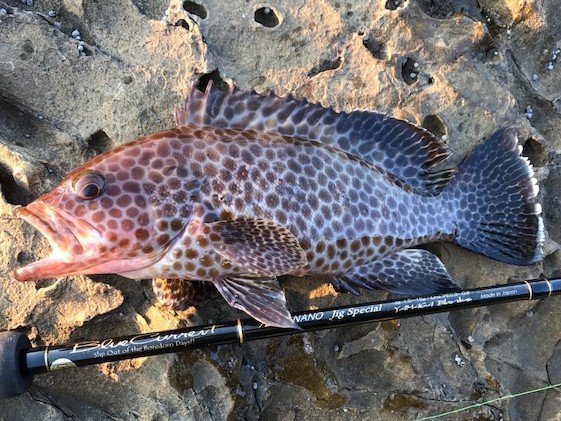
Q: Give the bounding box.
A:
[73,171,107,200]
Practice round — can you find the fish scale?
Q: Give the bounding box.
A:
[13,83,543,329]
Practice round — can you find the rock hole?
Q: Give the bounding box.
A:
[197,70,230,92]
[415,0,481,20]
[522,138,548,168]
[182,1,207,19]
[401,57,419,85]
[19,40,34,61]
[427,76,435,84]
[254,6,280,28]
[16,251,33,265]
[385,0,406,10]
[123,76,133,84]
[0,163,32,205]
[362,37,386,60]
[175,18,191,31]
[87,130,113,155]
[474,34,498,61]
[307,57,343,77]
[460,339,473,350]
[79,44,94,57]
[422,114,447,138]
[35,279,57,290]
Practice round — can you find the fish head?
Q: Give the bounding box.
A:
[14,134,199,282]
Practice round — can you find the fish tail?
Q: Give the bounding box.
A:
[442,128,543,265]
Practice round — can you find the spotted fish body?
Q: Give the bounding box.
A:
[14,84,544,328]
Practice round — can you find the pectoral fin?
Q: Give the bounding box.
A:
[333,249,460,296]
[214,276,300,329]
[207,219,307,276]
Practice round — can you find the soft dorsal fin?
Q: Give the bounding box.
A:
[175,82,453,195]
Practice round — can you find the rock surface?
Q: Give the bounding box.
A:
[1,0,561,419]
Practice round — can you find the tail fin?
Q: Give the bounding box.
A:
[443,128,543,265]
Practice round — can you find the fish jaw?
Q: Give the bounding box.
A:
[13,201,104,282]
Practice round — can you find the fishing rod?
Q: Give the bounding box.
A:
[1,277,559,400]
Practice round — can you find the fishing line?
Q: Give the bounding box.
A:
[417,381,561,420]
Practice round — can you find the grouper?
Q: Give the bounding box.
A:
[13,83,544,328]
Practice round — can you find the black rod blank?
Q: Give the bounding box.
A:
[21,278,560,376]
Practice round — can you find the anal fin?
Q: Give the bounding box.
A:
[333,249,460,296]
[213,276,300,329]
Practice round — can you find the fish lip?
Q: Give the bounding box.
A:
[13,201,100,282]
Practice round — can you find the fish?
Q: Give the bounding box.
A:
[13,82,544,329]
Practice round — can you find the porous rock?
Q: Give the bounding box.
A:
[1,0,560,419]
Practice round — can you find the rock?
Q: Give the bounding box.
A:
[479,0,544,27]
[0,0,560,419]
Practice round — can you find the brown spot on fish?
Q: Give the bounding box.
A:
[157,234,170,246]
[327,245,336,259]
[200,255,213,267]
[185,249,198,259]
[135,228,149,241]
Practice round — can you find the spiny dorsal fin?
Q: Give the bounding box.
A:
[175,82,453,195]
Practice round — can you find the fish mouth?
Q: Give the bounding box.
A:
[13,201,103,282]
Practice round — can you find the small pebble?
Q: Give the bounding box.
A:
[333,345,340,352]
[553,54,558,61]
[409,72,417,79]
[532,74,539,81]
[0,8,7,15]
[526,310,533,317]
[506,29,511,36]
[441,134,448,141]
[252,381,258,390]
[468,335,474,343]
[543,49,549,55]
[54,21,62,29]
[454,354,466,367]
[493,51,499,56]
[48,10,56,17]
[413,62,419,69]
[525,105,533,119]
[38,115,43,120]
[77,45,84,52]
[26,0,33,6]
[71,29,80,38]
[25,134,30,138]
[547,62,554,70]
[263,6,271,14]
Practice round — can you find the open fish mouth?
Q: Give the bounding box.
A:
[13,201,102,282]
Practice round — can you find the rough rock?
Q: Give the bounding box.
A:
[1,0,561,419]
